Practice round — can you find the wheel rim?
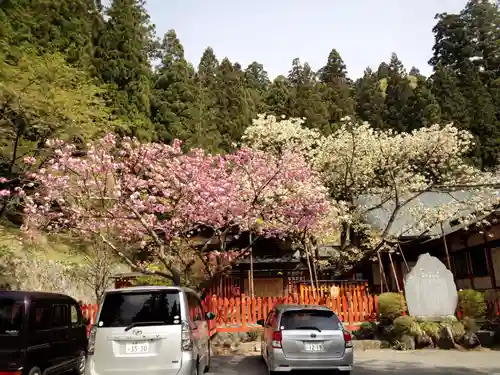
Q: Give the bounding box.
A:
[78,352,86,374]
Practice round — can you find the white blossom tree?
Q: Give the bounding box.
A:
[243,114,500,273]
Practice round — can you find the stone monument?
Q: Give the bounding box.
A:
[404,253,458,318]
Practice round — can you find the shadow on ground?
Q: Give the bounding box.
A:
[354,359,500,375]
[210,355,500,375]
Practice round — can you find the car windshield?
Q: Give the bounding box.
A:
[280,309,340,331]
[98,290,181,328]
[0,298,24,335]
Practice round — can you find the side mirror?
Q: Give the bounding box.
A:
[205,312,215,321]
[257,319,265,326]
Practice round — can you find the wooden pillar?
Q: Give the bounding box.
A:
[465,236,475,289]
[484,232,497,288]
[396,260,405,291]
[282,270,288,296]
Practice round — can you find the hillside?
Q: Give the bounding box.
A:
[0,224,126,302]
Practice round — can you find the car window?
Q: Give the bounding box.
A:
[31,302,51,331]
[52,304,70,327]
[280,309,340,331]
[70,305,80,325]
[98,290,181,328]
[0,298,24,335]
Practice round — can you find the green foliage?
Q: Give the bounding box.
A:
[92,0,156,139]
[418,321,441,341]
[461,316,478,332]
[151,30,205,149]
[0,49,112,220]
[393,315,421,337]
[378,292,406,321]
[449,321,466,342]
[458,289,487,319]
[354,321,378,339]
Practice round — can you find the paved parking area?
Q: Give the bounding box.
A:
[210,349,500,375]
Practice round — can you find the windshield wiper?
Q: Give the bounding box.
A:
[294,326,322,332]
[124,321,165,332]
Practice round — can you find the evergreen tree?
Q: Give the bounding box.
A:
[403,76,441,131]
[198,47,219,84]
[376,62,390,79]
[318,49,355,127]
[244,61,270,114]
[213,58,252,151]
[196,47,222,151]
[429,12,473,72]
[383,53,413,132]
[460,63,499,169]
[287,58,329,133]
[93,0,156,138]
[355,68,385,129]
[429,0,500,168]
[0,0,101,67]
[151,30,205,149]
[265,75,293,118]
[431,63,468,125]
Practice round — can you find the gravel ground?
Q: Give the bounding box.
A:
[209,349,500,375]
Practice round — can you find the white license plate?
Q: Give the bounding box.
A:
[125,342,150,354]
[304,342,324,351]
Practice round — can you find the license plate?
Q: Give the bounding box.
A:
[125,342,150,354]
[304,342,324,351]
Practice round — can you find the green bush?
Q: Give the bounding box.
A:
[458,289,486,319]
[355,321,378,339]
[450,321,465,341]
[462,316,478,332]
[393,316,420,337]
[418,321,440,341]
[378,292,406,321]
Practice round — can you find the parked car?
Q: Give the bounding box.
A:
[86,286,214,375]
[0,290,88,375]
[258,304,353,374]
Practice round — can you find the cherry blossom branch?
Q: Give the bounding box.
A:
[97,232,175,281]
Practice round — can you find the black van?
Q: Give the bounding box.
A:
[0,291,88,375]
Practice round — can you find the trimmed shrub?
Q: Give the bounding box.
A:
[393,316,421,338]
[355,321,378,339]
[462,316,478,332]
[450,321,466,342]
[458,289,486,319]
[418,321,440,341]
[378,292,406,321]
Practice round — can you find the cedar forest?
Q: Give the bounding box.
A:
[0,0,500,297]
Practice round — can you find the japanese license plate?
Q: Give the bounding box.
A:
[304,342,324,351]
[125,342,150,354]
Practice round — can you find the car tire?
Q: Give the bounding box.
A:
[28,367,42,375]
[204,342,211,373]
[73,350,87,375]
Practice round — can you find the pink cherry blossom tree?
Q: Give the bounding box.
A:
[22,134,337,286]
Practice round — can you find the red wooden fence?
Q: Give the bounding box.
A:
[81,292,379,335]
[81,294,500,337]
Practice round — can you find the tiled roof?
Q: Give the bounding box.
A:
[355,189,500,238]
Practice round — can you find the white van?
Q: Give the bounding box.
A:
[85,286,214,375]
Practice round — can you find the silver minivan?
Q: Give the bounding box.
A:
[259,304,353,374]
[85,286,213,375]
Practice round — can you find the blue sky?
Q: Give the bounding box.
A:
[143,0,469,79]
